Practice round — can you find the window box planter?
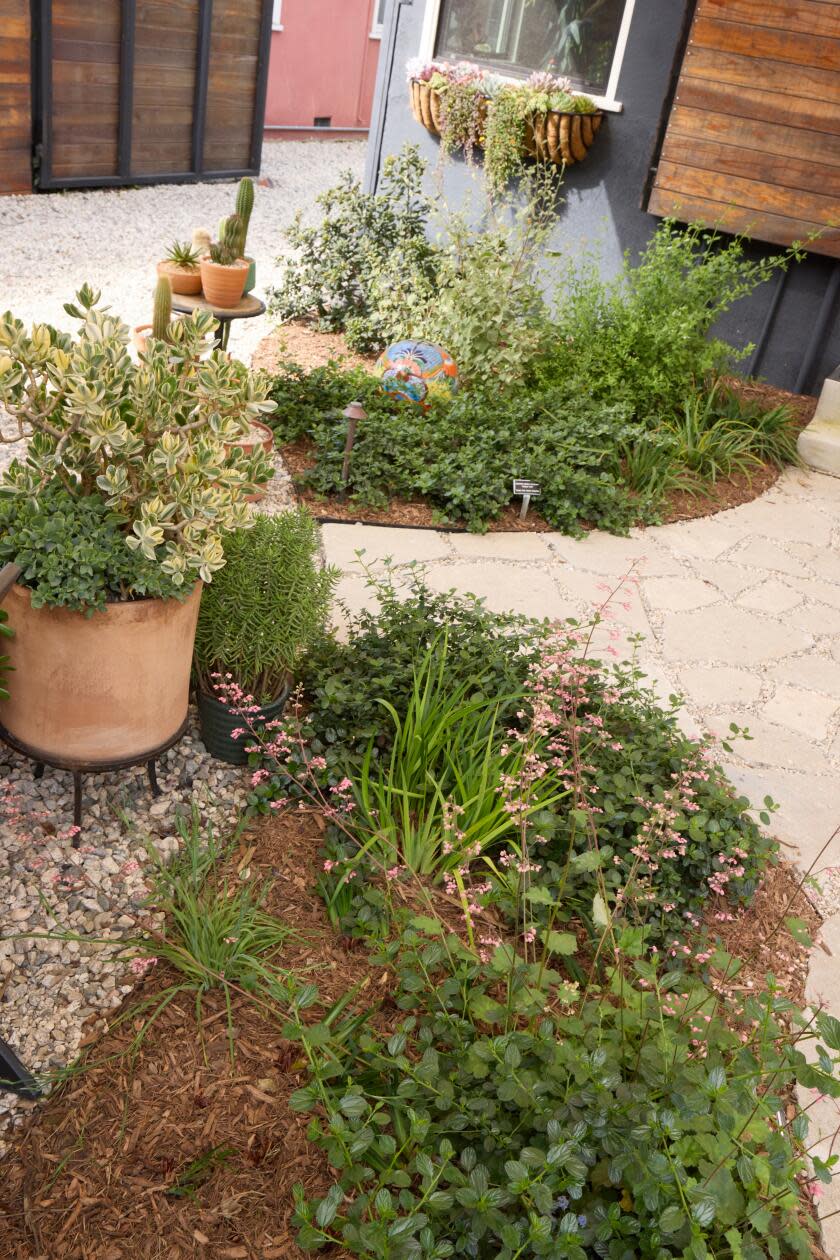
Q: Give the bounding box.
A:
[524,108,603,166]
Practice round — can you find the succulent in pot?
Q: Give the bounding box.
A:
[0,283,276,768]
[157,239,203,296]
[133,273,175,355]
[200,214,249,308]
[235,177,257,294]
[193,510,338,764]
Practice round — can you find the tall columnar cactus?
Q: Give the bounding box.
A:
[152,275,172,341]
[235,177,254,254]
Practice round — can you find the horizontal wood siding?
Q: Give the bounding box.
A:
[649,0,840,258]
[131,0,199,174]
[202,0,261,171]
[0,0,31,193]
[50,0,120,179]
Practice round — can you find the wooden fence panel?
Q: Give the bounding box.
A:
[649,0,840,257]
[0,0,32,193]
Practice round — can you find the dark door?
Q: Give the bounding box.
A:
[33,0,273,189]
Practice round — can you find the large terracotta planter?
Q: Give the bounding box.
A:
[200,257,249,307]
[156,259,202,296]
[0,583,202,764]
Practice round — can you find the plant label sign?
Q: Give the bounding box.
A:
[512,479,541,519]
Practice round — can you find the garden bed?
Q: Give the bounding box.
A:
[257,328,815,534]
[0,804,823,1260]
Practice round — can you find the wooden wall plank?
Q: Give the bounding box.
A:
[202,0,262,173]
[131,0,198,174]
[650,0,840,256]
[0,0,31,193]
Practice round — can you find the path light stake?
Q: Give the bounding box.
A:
[512,478,542,520]
[341,400,366,495]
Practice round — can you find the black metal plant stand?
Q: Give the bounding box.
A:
[0,1036,40,1099]
[0,717,189,838]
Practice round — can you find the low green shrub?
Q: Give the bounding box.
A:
[290,921,839,1260]
[542,224,800,421]
[0,482,189,613]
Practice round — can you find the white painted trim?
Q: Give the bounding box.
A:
[271,0,283,30]
[371,0,387,38]
[416,0,634,114]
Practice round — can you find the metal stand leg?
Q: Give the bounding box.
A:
[147,759,161,798]
[72,772,82,840]
[0,1036,40,1099]
[33,762,44,780]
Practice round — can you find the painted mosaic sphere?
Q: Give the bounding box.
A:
[374,339,459,409]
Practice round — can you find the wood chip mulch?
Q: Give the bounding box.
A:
[253,328,817,535]
[0,807,821,1260]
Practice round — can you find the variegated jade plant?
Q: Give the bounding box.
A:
[0,285,275,587]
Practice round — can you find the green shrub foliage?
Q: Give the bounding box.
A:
[0,482,190,613]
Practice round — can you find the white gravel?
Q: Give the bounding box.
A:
[0,138,366,365]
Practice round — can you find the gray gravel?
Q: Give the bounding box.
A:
[0,710,249,1153]
[0,139,366,365]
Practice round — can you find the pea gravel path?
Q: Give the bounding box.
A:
[0,139,365,365]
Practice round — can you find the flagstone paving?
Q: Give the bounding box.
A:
[321,465,840,1252]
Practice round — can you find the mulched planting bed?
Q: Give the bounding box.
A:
[0,800,823,1260]
[256,329,818,535]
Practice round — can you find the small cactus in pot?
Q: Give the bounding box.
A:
[235,178,257,293]
[199,215,249,308]
[133,275,175,355]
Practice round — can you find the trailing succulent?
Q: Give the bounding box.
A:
[0,284,275,589]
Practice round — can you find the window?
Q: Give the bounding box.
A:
[430,0,634,104]
[272,0,283,29]
[371,0,388,37]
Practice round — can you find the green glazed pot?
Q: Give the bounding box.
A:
[197,683,289,765]
[243,257,256,294]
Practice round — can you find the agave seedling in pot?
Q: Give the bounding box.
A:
[193,511,337,764]
[200,214,249,307]
[0,284,275,773]
[157,239,203,295]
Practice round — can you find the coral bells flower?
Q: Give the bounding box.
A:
[130,956,157,976]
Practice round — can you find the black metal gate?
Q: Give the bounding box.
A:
[32,0,273,190]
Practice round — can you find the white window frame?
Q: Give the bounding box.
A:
[418,0,635,113]
[371,0,387,38]
[272,0,283,30]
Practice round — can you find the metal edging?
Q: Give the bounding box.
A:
[117,0,136,177]
[0,1037,40,1100]
[192,0,213,176]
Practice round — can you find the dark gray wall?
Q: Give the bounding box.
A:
[366,0,840,396]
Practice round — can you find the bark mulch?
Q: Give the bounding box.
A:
[254,328,817,535]
[0,808,822,1260]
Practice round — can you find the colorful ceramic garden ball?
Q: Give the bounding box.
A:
[374,339,459,409]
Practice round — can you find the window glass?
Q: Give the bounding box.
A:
[434,0,628,96]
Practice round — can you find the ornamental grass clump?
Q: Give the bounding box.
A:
[0,284,276,593]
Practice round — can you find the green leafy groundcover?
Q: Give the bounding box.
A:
[267,360,797,537]
[289,921,839,1260]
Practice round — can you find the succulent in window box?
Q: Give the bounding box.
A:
[200,214,250,308]
[0,284,276,766]
[407,59,602,191]
[157,238,203,295]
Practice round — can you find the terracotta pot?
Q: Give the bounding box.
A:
[157,259,202,295]
[199,256,249,307]
[0,583,202,764]
[225,418,275,503]
[132,323,153,354]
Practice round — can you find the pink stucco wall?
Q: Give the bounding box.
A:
[264,0,381,134]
